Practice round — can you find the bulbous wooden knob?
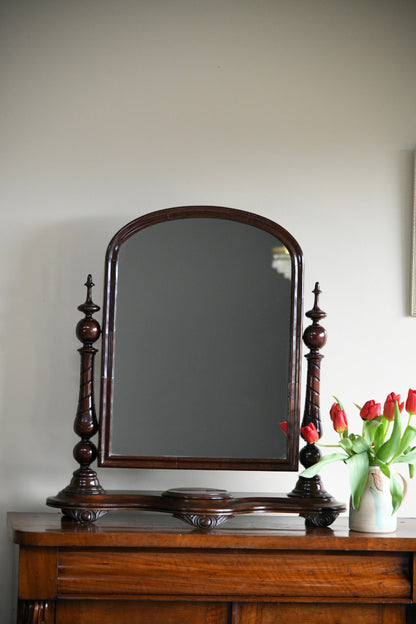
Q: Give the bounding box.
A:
[303,324,327,350]
[73,441,98,466]
[76,318,101,344]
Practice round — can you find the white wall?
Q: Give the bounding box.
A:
[1,0,416,620]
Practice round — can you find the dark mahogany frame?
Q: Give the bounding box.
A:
[47,206,345,528]
[99,205,303,471]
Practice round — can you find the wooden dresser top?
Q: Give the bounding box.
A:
[8,512,416,551]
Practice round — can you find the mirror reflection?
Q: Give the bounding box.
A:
[109,217,292,460]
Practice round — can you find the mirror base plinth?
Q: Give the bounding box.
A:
[58,468,105,497]
[46,488,345,529]
[288,475,333,499]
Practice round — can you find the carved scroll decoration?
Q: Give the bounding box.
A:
[18,600,54,624]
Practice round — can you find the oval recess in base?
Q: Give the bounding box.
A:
[162,487,232,500]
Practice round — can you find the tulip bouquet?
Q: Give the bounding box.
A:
[301,389,416,512]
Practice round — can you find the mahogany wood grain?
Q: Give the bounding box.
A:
[56,600,229,624]
[9,512,416,550]
[413,553,416,603]
[236,603,407,624]
[46,488,345,529]
[18,548,57,600]
[57,549,410,599]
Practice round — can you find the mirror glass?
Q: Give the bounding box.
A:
[99,208,303,470]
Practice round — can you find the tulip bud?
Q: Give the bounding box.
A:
[383,392,404,421]
[301,422,319,444]
[360,399,382,421]
[329,402,348,433]
[280,421,288,435]
[405,389,416,415]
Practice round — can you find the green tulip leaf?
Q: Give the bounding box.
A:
[409,464,415,479]
[350,436,370,454]
[377,404,402,463]
[373,417,390,450]
[345,451,370,509]
[339,438,353,455]
[333,396,345,410]
[377,462,391,479]
[392,449,416,464]
[301,452,347,478]
[363,419,381,445]
[390,473,404,514]
[397,426,416,457]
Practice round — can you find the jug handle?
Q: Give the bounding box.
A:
[397,471,408,500]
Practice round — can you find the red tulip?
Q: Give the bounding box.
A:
[329,402,348,433]
[301,422,319,444]
[280,421,288,435]
[405,389,416,415]
[360,399,382,421]
[383,392,404,421]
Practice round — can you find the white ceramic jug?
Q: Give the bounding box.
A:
[349,466,407,533]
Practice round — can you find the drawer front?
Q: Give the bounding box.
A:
[236,603,407,624]
[57,549,410,599]
[56,600,229,624]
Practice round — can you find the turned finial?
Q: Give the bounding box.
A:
[76,276,101,346]
[303,282,327,353]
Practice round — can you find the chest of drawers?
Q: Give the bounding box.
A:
[9,512,416,624]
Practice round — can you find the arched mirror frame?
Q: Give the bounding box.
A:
[99,205,303,471]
